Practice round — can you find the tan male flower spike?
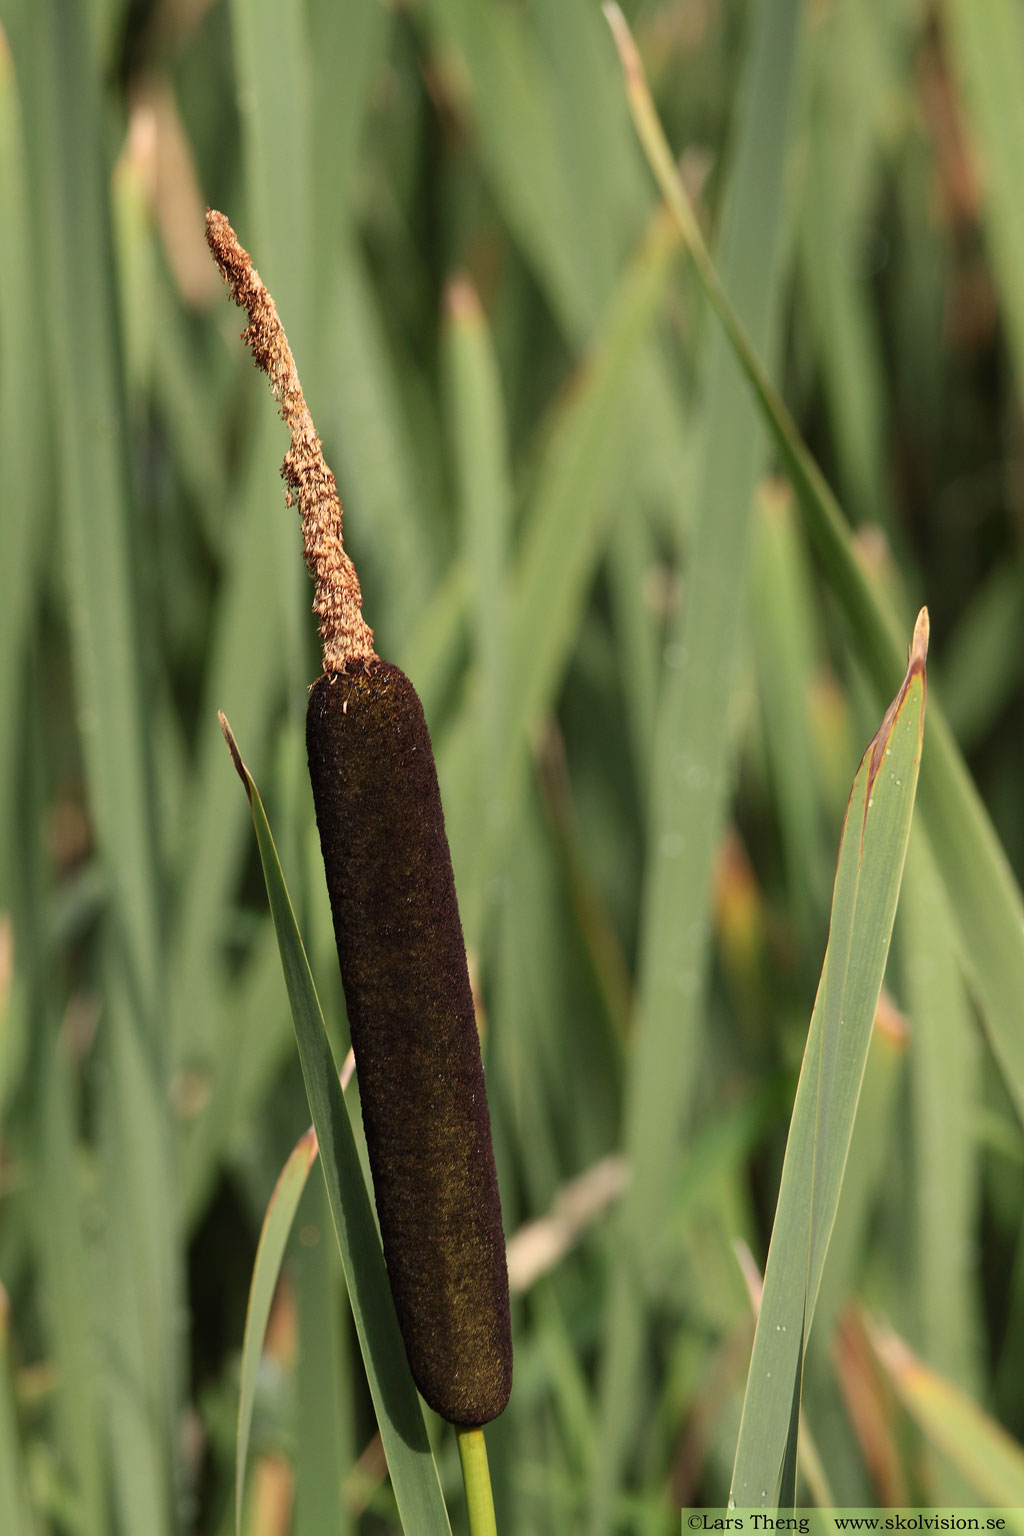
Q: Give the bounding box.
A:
[205,209,375,670]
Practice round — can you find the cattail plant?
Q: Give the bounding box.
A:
[205,211,512,1465]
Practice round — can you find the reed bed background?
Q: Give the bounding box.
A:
[2,0,1024,1531]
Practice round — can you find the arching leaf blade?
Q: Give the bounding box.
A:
[730,613,928,1509]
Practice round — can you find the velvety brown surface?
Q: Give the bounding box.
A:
[306,662,512,1426]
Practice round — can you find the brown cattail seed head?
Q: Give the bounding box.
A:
[306,663,513,1426]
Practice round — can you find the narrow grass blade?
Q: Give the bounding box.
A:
[833,1307,910,1508]
[606,4,1024,1126]
[0,39,41,890]
[236,1127,318,1535]
[182,920,291,1223]
[171,419,288,1074]
[730,612,928,1509]
[395,562,469,728]
[508,208,678,772]
[0,1293,38,1536]
[803,1005,908,1505]
[797,2,894,529]
[529,0,646,316]
[872,1323,1024,1511]
[227,0,318,703]
[900,832,981,1391]
[149,274,229,535]
[594,1,802,1522]
[605,497,662,795]
[420,0,599,342]
[15,0,163,1033]
[751,482,830,939]
[306,0,390,249]
[939,559,1024,750]
[778,1308,805,1510]
[13,29,184,1501]
[624,0,801,1258]
[294,1177,356,1536]
[444,275,513,859]
[34,1029,109,1536]
[941,0,1024,395]
[326,241,434,639]
[218,715,453,1536]
[98,961,179,1536]
[811,998,908,1347]
[439,208,679,935]
[227,0,314,385]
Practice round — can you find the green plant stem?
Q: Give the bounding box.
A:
[456,1426,497,1536]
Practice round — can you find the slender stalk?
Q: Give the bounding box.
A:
[456,1426,498,1536]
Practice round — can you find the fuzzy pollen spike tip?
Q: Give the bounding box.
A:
[205,208,375,672]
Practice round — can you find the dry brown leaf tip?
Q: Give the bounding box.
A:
[205,208,376,671]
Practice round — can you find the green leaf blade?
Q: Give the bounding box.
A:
[873,1324,1024,1511]
[235,1126,318,1536]
[730,612,928,1509]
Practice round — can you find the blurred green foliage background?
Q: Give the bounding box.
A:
[2,0,1024,1530]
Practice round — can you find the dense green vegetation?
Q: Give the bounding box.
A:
[2,0,1024,1530]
